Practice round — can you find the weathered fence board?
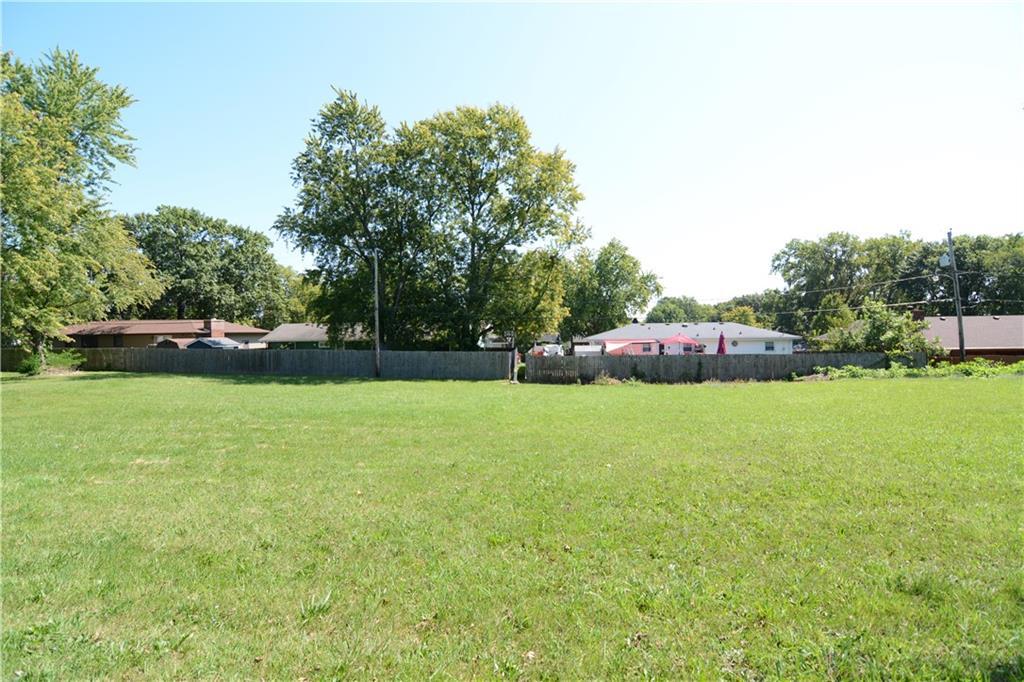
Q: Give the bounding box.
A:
[1,348,30,371]
[72,348,509,380]
[525,352,921,384]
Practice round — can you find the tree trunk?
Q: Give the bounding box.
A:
[176,299,186,319]
[32,331,47,368]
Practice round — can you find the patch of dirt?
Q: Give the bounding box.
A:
[795,373,831,382]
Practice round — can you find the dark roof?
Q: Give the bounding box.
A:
[584,322,801,342]
[154,337,193,348]
[63,319,267,336]
[187,337,240,349]
[924,315,1024,350]
[260,323,328,343]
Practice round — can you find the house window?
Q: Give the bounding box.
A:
[113,334,124,348]
[764,341,775,352]
[642,343,651,353]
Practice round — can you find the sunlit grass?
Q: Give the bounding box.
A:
[2,372,1022,678]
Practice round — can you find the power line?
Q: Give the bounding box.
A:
[784,270,1012,297]
[768,297,1024,318]
[771,298,953,317]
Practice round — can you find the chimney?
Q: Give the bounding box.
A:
[911,308,924,322]
[206,318,225,338]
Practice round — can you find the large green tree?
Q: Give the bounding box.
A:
[276,92,442,347]
[124,205,292,328]
[0,49,162,360]
[276,92,584,349]
[415,104,584,349]
[559,239,662,339]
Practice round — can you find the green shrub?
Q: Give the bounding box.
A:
[816,359,1024,380]
[516,362,526,383]
[14,350,85,376]
[46,350,86,371]
[16,355,42,375]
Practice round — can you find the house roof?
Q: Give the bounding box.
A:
[155,337,193,348]
[260,323,329,344]
[661,333,700,345]
[924,315,1024,350]
[63,319,268,336]
[187,337,240,349]
[584,322,801,343]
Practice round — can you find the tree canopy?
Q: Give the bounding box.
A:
[123,205,302,328]
[818,299,942,356]
[713,231,1024,337]
[1,49,162,358]
[276,91,585,349]
[559,239,662,340]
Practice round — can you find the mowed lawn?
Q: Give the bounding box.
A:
[2,373,1022,680]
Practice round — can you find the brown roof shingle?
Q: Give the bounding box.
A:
[924,315,1024,350]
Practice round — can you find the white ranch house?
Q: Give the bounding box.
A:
[583,322,802,355]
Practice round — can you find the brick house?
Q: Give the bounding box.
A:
[60,318,267,348]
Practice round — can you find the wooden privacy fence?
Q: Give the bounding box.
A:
[525,352,924,384]
[72,348,511,381]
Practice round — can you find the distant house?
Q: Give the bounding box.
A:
[187,337,241,350]
[584,322,801,355]
[604,339,660,356]
[923,314,1024,362]
[154,338,193,349]
[819,313,1024,362]
[61,318,267,348]
[261,323,331,349]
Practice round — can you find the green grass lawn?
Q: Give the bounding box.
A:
[2,373,1022,679]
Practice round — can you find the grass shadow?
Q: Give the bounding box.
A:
[988,655,1024,682]
[57,371,377,386]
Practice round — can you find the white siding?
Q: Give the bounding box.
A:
[690,337,793,355]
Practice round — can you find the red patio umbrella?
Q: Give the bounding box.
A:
[716,331,727,354]
[661,333,699,346]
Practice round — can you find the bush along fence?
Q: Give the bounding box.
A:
[525,352,926,384]
[51,348,511,381]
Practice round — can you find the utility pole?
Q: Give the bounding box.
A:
[372,249,381,378]
[509,330,518,384]
[946,229,966,363]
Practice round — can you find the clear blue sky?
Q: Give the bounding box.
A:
[4,2,1022,303]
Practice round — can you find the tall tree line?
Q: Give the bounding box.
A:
[122,206,316,329]
[1,49,660,356]
[647,231,1023,336]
